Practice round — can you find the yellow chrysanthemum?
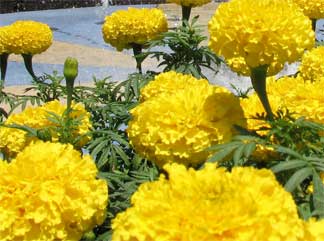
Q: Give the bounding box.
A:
[303,219,324,240]
[0,26,10,54]
[167,0,211,7]
[0,100,91,157]
[102,8,168,51]
[128,73,245,168]
[241,76,324,132]
[299,46,324,82]
[208,0,314,76]
[5,20,53,55]
[292,0,324,19]
[0,141,108,241]
[112,163,305,241]
[140,71,205,101]
[227,56,284,77]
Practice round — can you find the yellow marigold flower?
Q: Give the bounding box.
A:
[303,219,324,240]
[299,46,324,82]
[227,56,284,77]
[128,73,246,168]
[4,20,52,55]
[140,71,206,101]
[167,0,211,7]
[208,0,314,76]
[0,141,108,241]
[0,100,91,157]
[0,26,10,54]
[112,163,305,241]
[292,0,324,19]
[102,8,168,51]
[241,76,324,132]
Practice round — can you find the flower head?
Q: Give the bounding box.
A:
[208,0,314,76]
[0,26,10,54]
[0,100,91,157]
[102,8,168,51]
[299,46,324,82]
[5,20,53,55]
[292,0,324,19]
[240,76,324,132]
[140,71,206,101]
[167,0,211,7]
[0,141,108,241]
[128,72,245,168]
[112,163,305,241]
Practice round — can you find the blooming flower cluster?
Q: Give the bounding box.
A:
[167,0,211,7]
[128,71,245,168]
[102,8,168,51]
[299,46,324,82]
[140,71,206,101]
[112,163,323,241]
[0,141,108,241]
[0,100,91,157]
[208,0,314,76]
[240,76,324,132]
[292,0,324,19]
[2,20,53,55]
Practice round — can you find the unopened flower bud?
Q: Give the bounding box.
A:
[64,57,78,86]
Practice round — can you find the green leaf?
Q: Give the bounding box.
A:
[284,167,312,192]
[207,145,238,163]
[275,146,305,160]
[271,160,307,173]
[243,142,256,158]
[312,171,324,218]
[233,144,245,165]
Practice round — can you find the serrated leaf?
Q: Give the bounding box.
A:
[233,144,245,165]
[312,171,324,218]
[243,142,256,158]
[271,160,307,173]
[207,145,238,163]
[284,167,312,192]
[91,140,109,159]
[275,146,305,160]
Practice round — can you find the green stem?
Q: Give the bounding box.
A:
[0,53,9,81]
[250,66,274,120]
[181,5,192,23]
[131,43,143,74]
[22,54,38,82]
[312,19,317,32]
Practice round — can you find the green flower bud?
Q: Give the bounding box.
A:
[63,57,78,111]
[64,57,78,85]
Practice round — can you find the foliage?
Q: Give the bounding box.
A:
[146,16,222,79]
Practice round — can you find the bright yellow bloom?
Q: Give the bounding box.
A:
[5,20,53,55]
[0,141,108,241]
[128,72,245,168]
[208,0,314,76]
[0,100,91,157]
[140,71,206,101]
[0,26,10,54]
[292,0,324,19]
[303,219,324,240]
[102,8,168,51]
[241,76,324,131]
[112,163,305,241]
[299,46,324,82]
[167,0,211,7]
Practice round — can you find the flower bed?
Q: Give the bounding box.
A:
[1,0,324,240]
